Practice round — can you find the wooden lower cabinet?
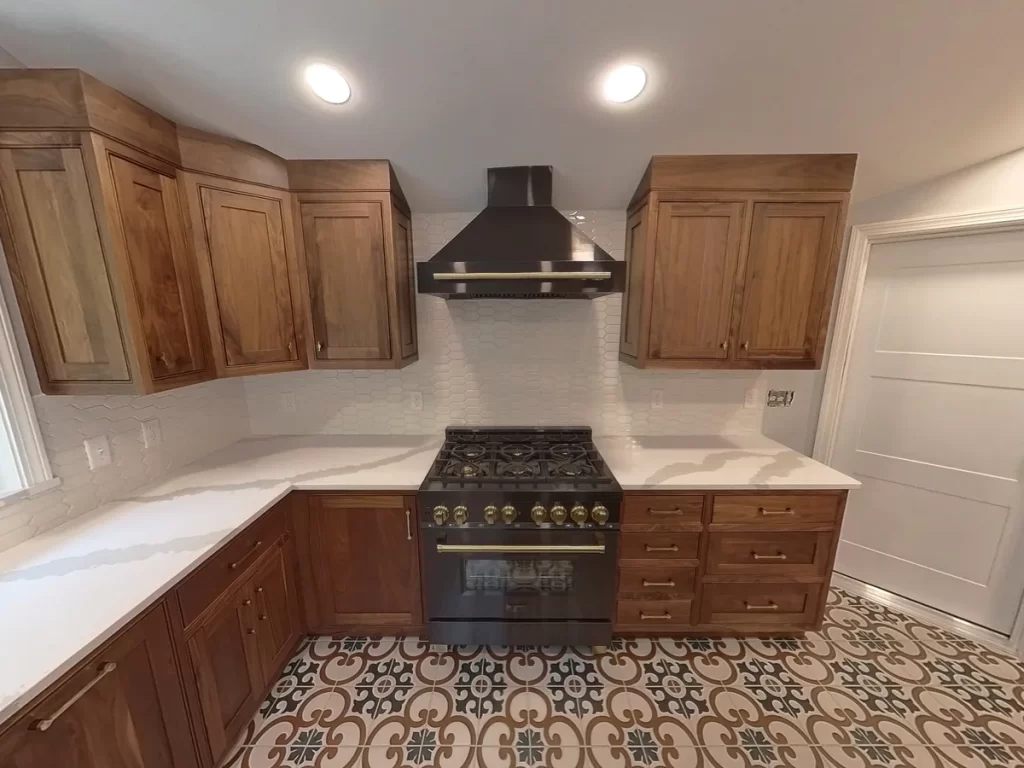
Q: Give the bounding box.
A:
[299,493,422,634]
[251,544,303,684]
[616,489,846,635]
[0,600,198,768]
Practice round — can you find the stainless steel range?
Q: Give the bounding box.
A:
[418,427,622,646]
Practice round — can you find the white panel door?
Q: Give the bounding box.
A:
[832,229,1024,633]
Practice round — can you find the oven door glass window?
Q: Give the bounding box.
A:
[464,559,574,595]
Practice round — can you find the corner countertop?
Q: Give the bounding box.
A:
[0,433,856,727]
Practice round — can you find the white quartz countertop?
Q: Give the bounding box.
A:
[596,434,861,490]
[0,433,856,726]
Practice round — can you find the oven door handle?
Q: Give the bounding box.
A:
[435,543,606,554]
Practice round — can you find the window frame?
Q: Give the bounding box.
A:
[0,282,55,504]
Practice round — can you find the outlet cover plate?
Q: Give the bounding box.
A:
[84,435,112,470]
[141,418,163,448]
[651,390,664,410]
[281,392,297,413]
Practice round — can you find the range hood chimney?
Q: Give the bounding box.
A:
[417,166,626,299]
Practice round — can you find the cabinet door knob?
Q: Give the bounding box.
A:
[247,628,257,635]
[242,599,252,606]
[720,340,728,351]
[741,341,750,351]
[316,341,323,353]
[256,587,264,594]
[259,614,268,621]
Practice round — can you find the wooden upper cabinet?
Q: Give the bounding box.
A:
[290,160,418,369]
[305,494,421,632]
[0,601,198,768]
[735,202,841,362]
[0,146,130,386]
[300,201,392,361]
[103,145,207,382]
[649,201,745,361]
[183,177,304,376]
[620,154,855,370]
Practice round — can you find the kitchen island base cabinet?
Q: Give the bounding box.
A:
[299,493,422,635]
[0,601,199,768]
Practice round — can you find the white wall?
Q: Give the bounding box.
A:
[760,147,1024,455]
[0,44,24,68]
[245,210,768,438]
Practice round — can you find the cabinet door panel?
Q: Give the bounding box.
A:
[649,201,744,360]
[107,154,206,380]
[0,147,129,384]
[392,208,417,360]
[736,202,840,361]
[308,495,419,629]
[0,603,197,768]
[619,206,649,359]
[186,587,262,759]
[199,187,298,367]
[252,542,302,685]
[300,202,391,361]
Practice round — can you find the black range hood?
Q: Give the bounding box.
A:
[417,166,626,299]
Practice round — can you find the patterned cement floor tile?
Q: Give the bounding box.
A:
[221,588,1024,767]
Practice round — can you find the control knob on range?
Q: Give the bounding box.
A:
[591,503,609,525]
[432,505,449,525]
[549,504,567,525]
[452,505,469,525]
[483,505,499,525]
[531,505,547,525]
[570,504,589,526]
[501,504,518,524]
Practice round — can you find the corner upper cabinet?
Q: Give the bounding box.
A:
[0,70,211,393]
[290,160,418,369]
[619,154,856,370]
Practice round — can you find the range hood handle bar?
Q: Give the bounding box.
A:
[432,271,612,281]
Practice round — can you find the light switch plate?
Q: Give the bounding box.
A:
[141,418,162,449]
[84,435,112,470]
[410,392,423,411]
[651,390,664,410]
[281,392,297,413]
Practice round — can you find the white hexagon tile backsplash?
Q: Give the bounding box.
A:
[244,210,767,437]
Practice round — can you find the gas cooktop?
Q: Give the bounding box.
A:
[420,426,618,491]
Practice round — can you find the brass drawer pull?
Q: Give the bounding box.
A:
[642,579,676,588]
[640,612,673,621]
[229,540,263,570]
[744,601,779,611]
[647,508,684,516]
[405,508,413,541]
[644,544,679,553]
[751,552,788,561]
[31,662,117,731]
[758,507,795,516]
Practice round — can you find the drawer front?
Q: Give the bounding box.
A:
[623,495,703,526]
[699,582,823,628]
[178,504,287,630]
[618,564,697,598]
[706,531,832,576]
[620,531,700,561]
[711,494,840,527]
[617,599,693,629]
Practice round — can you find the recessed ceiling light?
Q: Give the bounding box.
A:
[305,63,351,104]
[602,64,646,103]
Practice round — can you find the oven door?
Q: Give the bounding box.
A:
[422,527,618,622]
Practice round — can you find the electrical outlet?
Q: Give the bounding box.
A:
[744,388,759,409]
[767,389,796,408]
[84,435,112,470]
[141,418,162,449]
[410,392,423,411]
[651,390,664,410]
[281,392,297,413]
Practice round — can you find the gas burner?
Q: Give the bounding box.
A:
[441,460,490,479]
[550,443,587,461]
[453,444,487,461]
[496,460,541,479]
[499,444,536,462]
[551,461,596,478]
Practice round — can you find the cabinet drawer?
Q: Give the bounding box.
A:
[620,531,700,561]
[706,531,833,576]
[711,494,840,527]
[623,495,703,526]
[617,599,693,629]
[178,505,287,630]
[618,564,697,598]
[699,582,823,629]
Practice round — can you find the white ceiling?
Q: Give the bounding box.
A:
[2,1,1023,212]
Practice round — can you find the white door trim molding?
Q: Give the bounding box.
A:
[814,205,1024,657]
[831,573,1014,653]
